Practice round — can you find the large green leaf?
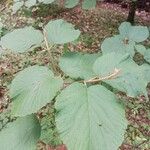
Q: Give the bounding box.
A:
[0,115,41,150]
[101,35,135,57]
[44,19,80,44]
[12,1,24,13]
[119,22,149,42]
[119,22,132,39]
[55,83,127,150]
[25,0,36,8]
[0,26,43,53]
[118,64,150,97]
[105,73,148,98]
[93,52,149,98]
[65,0,79,8]
[128,26,149,43]
[93,52,134,77]
[10,65,63,116]
[59,52,100,80]
[82,0,97,9]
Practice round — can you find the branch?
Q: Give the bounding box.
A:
[43,28,57,73]
[85,68,121,83]
[63,68,121,88]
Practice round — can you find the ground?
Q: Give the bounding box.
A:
[0,1,150,150]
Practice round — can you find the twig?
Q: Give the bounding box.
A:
[43,28,57,73]
[85,68,121,83]
[63,68,121,88]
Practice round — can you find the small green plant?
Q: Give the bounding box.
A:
[101,22,149,58]
[0,19,149,150]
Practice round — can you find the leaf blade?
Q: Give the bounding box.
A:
[1,26,43,53]
[59,52,100,79]
[93,52,149,98]
[0,115,41,150]
[65,0,79,8]
[10,65,63,116]
[55,83,127,150]
[44,19,80,44]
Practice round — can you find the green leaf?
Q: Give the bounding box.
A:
[25,0,36,8]
[129,26,149,43]
[12,1,24,13]
[119,22,132,39]
[44,19,80,44]
[0,21,3,35]
[64,0,97,9]
[118,22,149,42]
[135,44,146,55]
[0,26,43,53]
[101,35,135,57]
[102,23,149,57]
[10,65,63,116]
[106,73,148,98]
[0,21,3,31]
[93,52,149,98]
[59,52,100,80]
[55,83,127,150]
[65,0,79,8]
[139,64,150,82]
[38,0,55,4]
[0,115,41,150]
[144,49,150,63]
[93,52,133,77]
[82,0,96,9]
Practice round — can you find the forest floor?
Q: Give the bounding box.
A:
[0,1,150,150]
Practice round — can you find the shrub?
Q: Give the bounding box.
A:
[0,4,149,150]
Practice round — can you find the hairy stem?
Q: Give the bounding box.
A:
[63,68,121,88]
[43,28,58,73]
[85,68,121,83]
